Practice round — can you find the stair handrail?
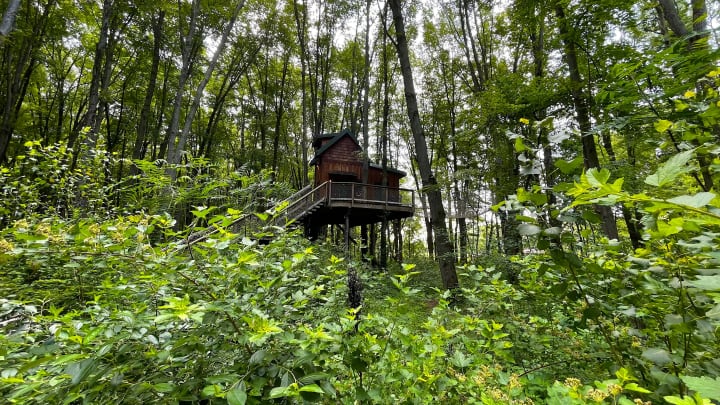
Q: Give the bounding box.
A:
[278,181,330,224]
[276,184,313,210]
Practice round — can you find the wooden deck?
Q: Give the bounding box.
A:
[278,181,415,227]
[176,181,414,248]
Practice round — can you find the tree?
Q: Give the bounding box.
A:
[0,0,55,163]
[166,0,247,177]
[388,0,458,290]
[131,10,165,168]
[0,0,20,39]
[554,1,619,240]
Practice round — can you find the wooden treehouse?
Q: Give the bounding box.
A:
[279,129,415,242]
[179,130,414,251]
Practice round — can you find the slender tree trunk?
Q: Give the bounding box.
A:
[292,0,310,184]
[389,0,458,290]
[164,0,200,165]
[168,0,246,177]
[0,0,21,39]
[271,52,289,180]
[440,55,468,264]
[131,10,164,170]
[0,0,52,163]
[154,62,171,160]
[380,6,391,268]
[360,0,372,261]
[407,143,433,257]
[601,130,643,249]
[555,3,618,240]
[81,0,113,150]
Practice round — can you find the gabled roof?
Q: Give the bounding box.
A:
[370,162,406,177]
[309,129,361,165]
[309,129,407,178]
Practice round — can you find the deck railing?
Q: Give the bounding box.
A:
[277,181,414,225]
[279,181,331,224]
[326,182,414,209]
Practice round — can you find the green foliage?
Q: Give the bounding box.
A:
[0,208,661,404]
[0,142,113,224]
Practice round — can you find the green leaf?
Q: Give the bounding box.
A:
[269,386,291,398]
[624,383,651,393]
[450,351,472,368]
[645,150,694,187]
[555,157,584,174]
[682,376,720,400]
[65,359,96,386]
[642,348,672,365]
[667,192,716,208]
[227,385,248,405]
[654,119,673,133]
[298,372,331,384]
[518,223,541,236]
[153,382,176,393]
[686,275,720,291]
[663,396,696,405]
[298,384,324,393]
[191,206,214,219]
[680,376,720,401]
[585,168,611,187]
[249,350,266,365]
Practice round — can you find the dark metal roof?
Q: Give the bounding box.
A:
[369,162,406,177]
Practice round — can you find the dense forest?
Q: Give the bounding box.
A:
[1,0,720,403]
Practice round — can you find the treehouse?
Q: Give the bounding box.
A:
[280,129,414,241]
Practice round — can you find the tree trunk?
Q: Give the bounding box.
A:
[168,0,246,176]
[0,0,52,163]
[271,52,289,180]
[389,0,458,290]
[0,0,21,39]
[360,0,372,261]
[80,0,113,150]
[292,0,310,184]
[379,6,391,268]
[555,3,618,240]
[164,0,200,165]
[131,10,164,170]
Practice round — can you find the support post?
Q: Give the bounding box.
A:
[344,210,351,252]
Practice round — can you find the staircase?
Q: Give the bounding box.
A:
[275,182,330,225]
[174,180,413,251]
[174,182,329,251]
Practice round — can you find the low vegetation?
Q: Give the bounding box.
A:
[1,136,719,403]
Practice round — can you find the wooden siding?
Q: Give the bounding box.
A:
[312,133,403,189]
[315,159,403,188]
[368,167,401,188]
[322,137,361,162]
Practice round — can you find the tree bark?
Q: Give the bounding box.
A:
[163,0,200,163]
[80,0,113,150]
[292,0,310,184]
[0,0,21,39]
[555,3,618,240]
[360,0,372,261]
[168,0,246,176]
[131,10,164,169]
[657,0,689,37]
[380,5,391,268]
[389,0,458,290]
[0,1,52,163]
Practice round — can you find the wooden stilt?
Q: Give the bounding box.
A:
[344,210,351,252]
